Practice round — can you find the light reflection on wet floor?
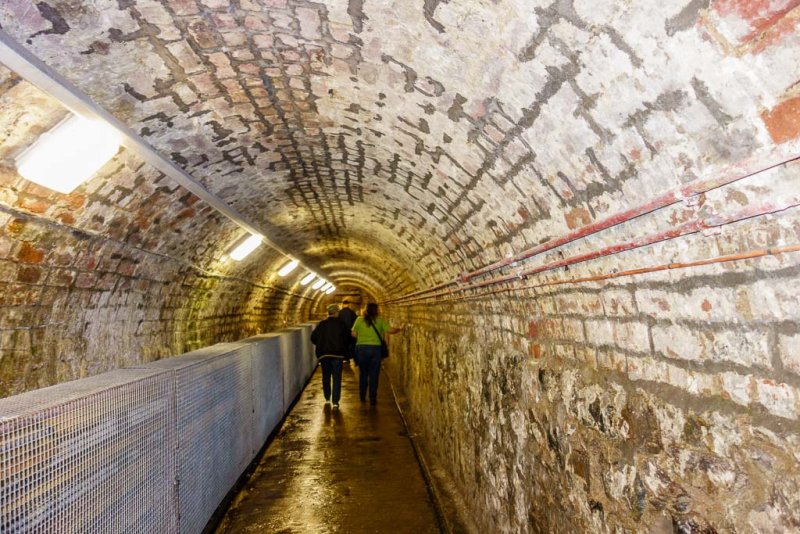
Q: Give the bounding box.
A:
[217,363,441,534]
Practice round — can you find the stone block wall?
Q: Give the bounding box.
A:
[387,161,800,532]
[0,207,306,396]
[0,200,318,396]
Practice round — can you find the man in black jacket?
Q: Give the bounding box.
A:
[338,299,357,364]
[310,304,351,408]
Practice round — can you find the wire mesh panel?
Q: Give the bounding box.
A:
[238,335,284,453]
[0,369,177,533]
[278,329,304,411]
[298,323,317,381]
[137,343,254,534]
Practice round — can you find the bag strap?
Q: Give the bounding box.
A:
[370,322,385,344]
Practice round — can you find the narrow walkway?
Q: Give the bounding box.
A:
[216,362,441,533]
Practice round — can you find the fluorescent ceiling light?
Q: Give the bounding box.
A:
[311,279,326,290]
[300,273,316,286]
[15,114,121,194]
[321,282,333,292]
[278,259,299,276]
[325,285,336,294]
[229,234,262,261]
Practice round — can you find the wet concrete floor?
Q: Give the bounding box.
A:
[216,362,442,533]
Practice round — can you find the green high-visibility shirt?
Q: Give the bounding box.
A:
[352,316,389,346]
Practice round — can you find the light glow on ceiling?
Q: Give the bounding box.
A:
[325,285,336,294]
[15,114,121,194]
[300,273,316,285]
[229,234,263,261]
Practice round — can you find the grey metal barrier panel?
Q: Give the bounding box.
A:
[0,369,177,533]
[289,327,308,400]
[303,321,319,374]
[277,329,302,411]
[237,334,284,453]
[299,323,318,380]
[135,343,254,534]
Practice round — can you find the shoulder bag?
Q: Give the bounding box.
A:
[371,322,389,359]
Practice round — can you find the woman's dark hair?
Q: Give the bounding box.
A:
[364,302,379,326]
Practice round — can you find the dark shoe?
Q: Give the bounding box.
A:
[369,399,377,406]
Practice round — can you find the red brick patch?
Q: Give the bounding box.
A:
[82,256,98,270]
[762,95,800,144]
[49,269,76,287]
[56,212,75,225]
[75,272,97,289]
[17,242,45,264]
[6,219,26,236]
[565,207,591,230]
[17,266,41,283]
[16,196,48,215]
[64,193,86,210]
[118,260,137,277]
[529,320,540,338]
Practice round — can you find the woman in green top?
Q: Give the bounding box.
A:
[351,302,401,405]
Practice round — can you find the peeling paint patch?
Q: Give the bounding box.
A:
[29,2,70,40]
[347,0,367,33]
[665,0,711,36]
[423,0,449,33]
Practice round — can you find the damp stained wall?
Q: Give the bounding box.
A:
[1,0,800,531]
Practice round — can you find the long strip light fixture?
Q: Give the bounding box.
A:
[0,29,328,282]
[311,279,326,290]
[300,273,316,286]
[15,114,121,193]
[229,234,263,261]
[277,259,299,276]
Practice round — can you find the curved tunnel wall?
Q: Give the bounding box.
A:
[386,162,800,531]
[0,0,799,532]
[0,68,325,395]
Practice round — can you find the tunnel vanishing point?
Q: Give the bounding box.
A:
[1,0,800,532]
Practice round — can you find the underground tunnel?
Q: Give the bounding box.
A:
[1,0,800,532]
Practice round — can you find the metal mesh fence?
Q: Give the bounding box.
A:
[0,369,177,533]
[298,323,316,380]
[279,328,303,411]
[239,334,284,453]
[138,343,254,534]
[0,329,316,533]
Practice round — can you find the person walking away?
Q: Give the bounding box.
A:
[311,304,351,409]
[351,303,401,405]
[338,299,357,364]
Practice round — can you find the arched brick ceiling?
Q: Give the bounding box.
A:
[1,0,797,298]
